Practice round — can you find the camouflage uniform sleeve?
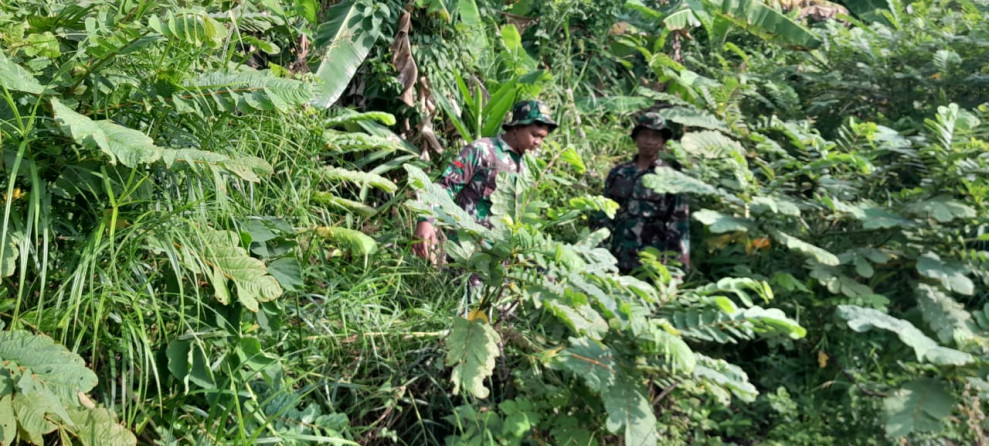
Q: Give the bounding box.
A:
[673,193,690,268]
[437,143,481,201]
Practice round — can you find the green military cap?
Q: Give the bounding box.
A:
[503,100,558,131]
[631,112,673,140]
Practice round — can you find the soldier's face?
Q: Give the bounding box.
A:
[634,129,667,156]
[508,125,550,154]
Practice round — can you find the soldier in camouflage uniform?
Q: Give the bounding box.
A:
[412,100,558,261]
[597,112,690,274]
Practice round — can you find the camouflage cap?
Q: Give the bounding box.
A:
[631,112,673,140]
[502,100,558,131]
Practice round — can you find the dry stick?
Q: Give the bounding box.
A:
[653,381,680,405]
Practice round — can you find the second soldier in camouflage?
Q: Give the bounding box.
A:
[597,112,690,274]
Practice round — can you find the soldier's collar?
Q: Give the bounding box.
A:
[498,135,524,156]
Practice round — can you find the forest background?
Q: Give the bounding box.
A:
[1,0,988,444]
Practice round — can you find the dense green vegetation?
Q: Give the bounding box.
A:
[1,0,987,444]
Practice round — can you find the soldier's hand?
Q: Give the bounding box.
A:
[412,220,438,263]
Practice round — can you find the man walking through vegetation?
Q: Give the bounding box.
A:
[411,100,558,261]
[596,112,690,274]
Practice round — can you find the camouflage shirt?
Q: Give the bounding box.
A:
[600,157,690,273]
[437,136,525,226]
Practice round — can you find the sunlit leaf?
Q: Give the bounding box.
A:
[446,317,500,399]
[837,305,973,366]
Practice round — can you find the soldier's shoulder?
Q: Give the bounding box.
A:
[469,137,498,149]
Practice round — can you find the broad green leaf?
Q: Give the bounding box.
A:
[322,166,397,193]
[0,395,14,446]
[0,52,44,94]
[312,0,377,108]
[916,252,974,295]
[542,296,608,340]
[457,0,481,25]
[0,233,18,278]
[916,283,978,347]
[13,392,61,444]
[294,0,319,23]
[570,196,619,219]
[693,209,751,234]
[856,205,913,229]
[446,317,500,399]
[196,229,284,311]
[66,407,137,446]
[883,378,953,439]
[166,340,191,391]
[750,196,800,217]
[718,0,822,48]
[770,229,840,266]
[680,130,745,159]
[647,326,696,373]
[664,9,702,30]
[641,168,741,204]
[267,258,304,292]
[603,374,657,446]
[809,264,878,299]
[52,99,161,168]
[315,226,378,256]
[555,337,615,391]
[906,196,977,223]
[692,354,757,404]
[836,305,973,366]
[698,277,774,306]
[737,306,806,339]
[559,146,586,174]
[0,330,98,403]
